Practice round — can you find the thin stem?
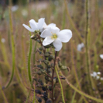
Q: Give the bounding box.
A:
[85,0,93,94]
[70,40,88,103]
[0,87,8,103]
[65,79,103,103]
[55,66,65,103]
[52,51,57,102]
[5,5,15,88]
[28,31,33,88]
[64,0,83,42]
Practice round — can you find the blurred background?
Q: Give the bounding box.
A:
[0,0,103,103]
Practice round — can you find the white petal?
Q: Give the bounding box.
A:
[77,44,82,51]
[1,38,5,43]
[29,19,38,31]
[53,39,62,51]
[38,18,45,31]
[43,36,54,46]
[77,43,84,51]
[40,29,52,38]
[23,24,34,32]
[97,72,101,75]
[57,29,72,43]
[43,22,47,28]
[100,54,103,59]
[91,72,97,77]
[47,23,56,28]
[50,27,60,34]
[43,23,56,29]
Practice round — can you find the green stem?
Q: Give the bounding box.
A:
[28,32,32,85]
[71,40,88,103]
[55,66,65,103]
[57,66,103,103]
[65,79,103,103]
[5,6,15,88]
[85,0,93,94]
[0,86,8,103]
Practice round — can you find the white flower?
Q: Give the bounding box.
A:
[96,76,100,80]
[91,72,97,77]
[23,18,45,32]
[1,38,5,43]
[21,9,28,17]
[77,43,84,51]
[100,54,103,59]
[91,71,101,80]
[40,27,72,51]
[11,5,18,12]
[101,77,103,80]
[97,72,101,75]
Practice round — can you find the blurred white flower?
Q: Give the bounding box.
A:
[23,18,45,32]
[11,5,18,12]
[1,38,5,43]
[96,76,100,80]
[21,9,28,17]
[97,72,101,75]
[100,54,103,59]
[77,43,84,51]
[101,77,103,80]
[91,71,101,80]
[91,72,97,77]
[40,27,72,51]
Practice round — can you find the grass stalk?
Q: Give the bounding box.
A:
[28,32,32,85]
[65,79,103,103]
[64,0,83,42]
[55,66,65,103]
[0,86,8,103]
[5,5,15,88]
[70,40,88,103]
[85,0,93,94]
[57,66,103,103]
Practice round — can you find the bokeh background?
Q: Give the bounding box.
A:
[0,0,103,103]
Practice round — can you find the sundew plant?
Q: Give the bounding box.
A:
[0,0,103,103]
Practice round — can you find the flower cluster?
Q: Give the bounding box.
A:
[23,18,72,103]
[91,71,103,80]
[23,18,72,51]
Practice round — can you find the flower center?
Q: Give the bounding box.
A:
[51,33,58,39]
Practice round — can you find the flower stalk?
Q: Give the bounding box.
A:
[52,51,57,102]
